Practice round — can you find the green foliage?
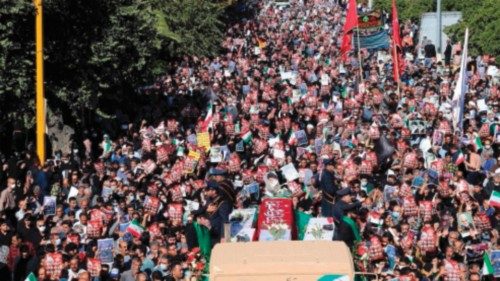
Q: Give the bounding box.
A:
[443,0,500,62]
[161,0,226,57]
[0,0,227,129]
[372,0,434,22]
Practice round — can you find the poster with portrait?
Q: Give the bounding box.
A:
[457,212,476,237]
[43,196,57,215]
[87,258,102,277]
[97,238,114,264]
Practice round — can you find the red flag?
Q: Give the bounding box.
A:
[391,0,402,48]
[340,0,359,61]
[391,0,405,81]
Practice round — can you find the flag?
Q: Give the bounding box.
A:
[368,211,383,226]
[452,28,469,131]
[340,0,358,61]
[391,0,405,81]
[200,102,213,132]
[474,135,483,151]
[455,150,465,165]
[25,273,37,281]
[126,219,145,238]
[489,190,500,209]
[482,252,494,275]
[318,275,350,281]
[241,130,253,144]
[295,210,311,241]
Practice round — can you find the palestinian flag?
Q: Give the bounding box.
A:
[25,273,37,281]
[489,190,500,209]
[126,219,145,238]
[482,252,494,275]
[200,102,213,132]
[241,130,253,144]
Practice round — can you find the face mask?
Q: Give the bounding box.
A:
[10,184,16,189]
[120,167,125,172]
[392,211,401,221]
[361,179,368,186]
[159,264,167,271]
[38,226,46,232]
[485,145,491,149]
[55,238,61,246]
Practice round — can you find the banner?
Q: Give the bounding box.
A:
[257,198,294,241]
[353,30,390,50]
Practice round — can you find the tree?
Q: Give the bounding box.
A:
[161,0,226,57]
[372,0,434,22]
[0,0,229,137]
[443,0,500,62]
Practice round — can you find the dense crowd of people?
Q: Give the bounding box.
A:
[0,0,499,280]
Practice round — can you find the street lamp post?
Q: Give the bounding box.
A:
[34,0,45,165]
[437,0,442,53]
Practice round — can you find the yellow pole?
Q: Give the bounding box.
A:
[34,0,45,165]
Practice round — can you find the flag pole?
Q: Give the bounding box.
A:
[392,39,401,97]
[34,0,45,165]
[356,28,365,92]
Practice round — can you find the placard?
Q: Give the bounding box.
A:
[257,198,294,241]
[97,238,114,264]
[43,196,57,215]
[491,250,500,277]
[87,258,101,277]
[45,252,63,279]
[210,146,223,163]
[457,212,476,237]
[196,132,211,151]
[295,130,308,146]
[303,217,335,241]
[229,208,257,242]
[280,163,299,182]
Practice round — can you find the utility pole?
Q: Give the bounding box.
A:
[437,0,442,53]
[34,0,45,165]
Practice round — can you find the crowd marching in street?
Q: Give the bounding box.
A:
[0,0,499,280]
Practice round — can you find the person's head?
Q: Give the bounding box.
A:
[36,218,46,233]
[158,255,169,271]
[136,272,148,281]
[170,263,184,280]
[79,213,88,224]
[69,197,77,209]
[0,219,8,233]
[130,257,142,274]
[70,257,79,272]
[6,177,16,191]
[167,243,178,257]
[38,267,47,280]
[469,273,480,281]
[77,271,90,281]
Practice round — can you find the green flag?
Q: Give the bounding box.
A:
[295,210,312,240]
[193,222,212,261]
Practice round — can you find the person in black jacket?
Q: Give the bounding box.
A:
[444,40,452,66]
[202,181,232,247]
[334,203,359,249]
[319,159,338,217]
